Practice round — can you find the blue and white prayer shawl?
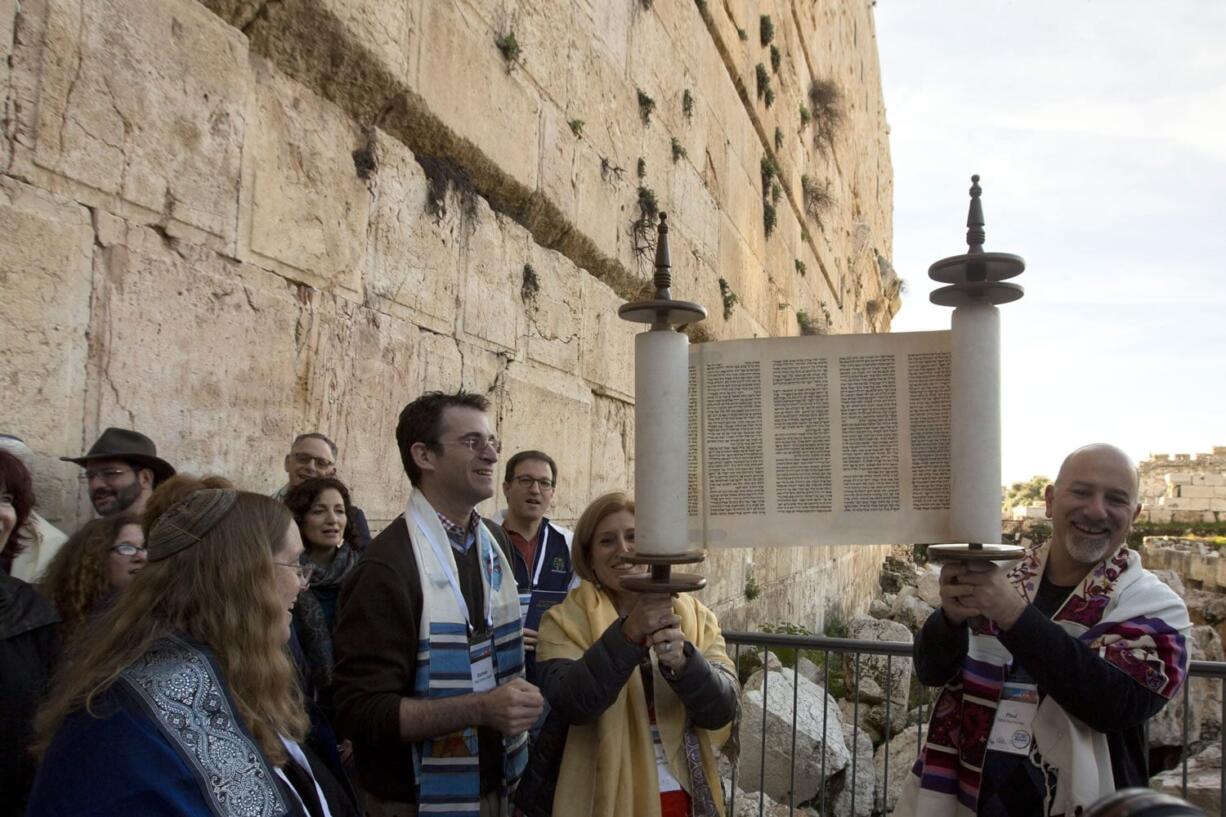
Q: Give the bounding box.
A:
[407,489,528,816]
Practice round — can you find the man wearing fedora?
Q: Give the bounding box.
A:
[62,428,175,517]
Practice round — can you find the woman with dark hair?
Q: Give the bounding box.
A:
[525,492,738,817]
[284,476,361,631]
[39,512,144,642]
[27,475,357,816]
[0,449,60,817]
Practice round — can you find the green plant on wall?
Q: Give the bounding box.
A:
[495,31,520,65]
[796,309,819,336]
[718,278,738,320]
[744,574,761,601]
[568,119,584,138]
[682,88,694,120]
[736,26,747,41]
[760,156,776,193]
[799,103,811,127]
[794,258,806,277]
[764,88,774,108]
[670,138,687,162]
[763,202,776,237]
[770,44,781,73]
[636,157,647,179]
[637,88,656,124]
[774,126,783,150]
[759,14,774,46]
[755,63,770,100]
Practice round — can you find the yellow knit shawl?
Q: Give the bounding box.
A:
[537,581,734,817]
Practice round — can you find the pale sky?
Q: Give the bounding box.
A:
[875,1,1226,485]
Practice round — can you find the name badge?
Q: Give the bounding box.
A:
[470,636,496,693]
[987,681,1039,756]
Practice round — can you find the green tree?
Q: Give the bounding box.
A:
[1003,474,1051,512]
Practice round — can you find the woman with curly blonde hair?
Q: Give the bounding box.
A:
[38,512,144,641]
[28,476,357,816]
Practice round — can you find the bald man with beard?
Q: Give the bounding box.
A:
[900,444,1191,817]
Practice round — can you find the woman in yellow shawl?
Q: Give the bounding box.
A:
[531,492,738,817]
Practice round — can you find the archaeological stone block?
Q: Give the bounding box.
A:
[414,2,540,194]
[0,179,94,528]
[243,59,369,293]
[579,274,637,401]
[363,130,461,335]
[588,394,634,500]
[496,365,593,524]
[29,0,248,246]
[461,205,524,354]
[522,241,582,375]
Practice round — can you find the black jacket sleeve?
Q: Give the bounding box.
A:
[997,604,1168,731]
[536,619,646,725]
[661,642,739,730]
[913,608,970,687]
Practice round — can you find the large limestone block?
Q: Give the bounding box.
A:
[1,0,15,166]
[579,275,636,401]
[1151,744,1222,816]
[461,206,523,354]
[86,225,306,495]
[242,59,369,293]
[739,668,850,804]
[289,292,418,525]
[29,0,248,245]
[414,2,540,194]
[364,131,461,335]
[0,179,94,527]
[522,241,582,375]
[497,365,592,523]
[847,615,913,737]
[875,724,923,813]
[588,395,634,499]
[828,727,875,817]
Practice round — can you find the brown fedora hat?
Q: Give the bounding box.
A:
[61,427,176,484]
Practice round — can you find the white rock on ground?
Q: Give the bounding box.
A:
[739,668,851,804]
[827,727,875,817]
[874,724,923,813]
[1151,744,1222,816]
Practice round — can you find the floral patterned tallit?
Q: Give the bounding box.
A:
[898,542,1190,817]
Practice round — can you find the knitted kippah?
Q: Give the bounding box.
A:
[146,488,238,561]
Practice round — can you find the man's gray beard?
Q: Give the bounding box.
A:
[1064,535,1116,567]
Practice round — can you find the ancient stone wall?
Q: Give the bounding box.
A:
[1139,449,1226,523]
[2,0,895,628]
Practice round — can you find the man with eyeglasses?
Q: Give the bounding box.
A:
[495,450,576,681]
[274,431,372,549]
[333,391,542,817]
[61,428,175,518]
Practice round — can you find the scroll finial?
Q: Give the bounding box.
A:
[966,174,985,254]
[654,211,672,295]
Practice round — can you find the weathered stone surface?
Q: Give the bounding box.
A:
[739,668,850,804]
[460,205,523,354]
[579,274,637,400]
[522,241,582,375]
[917,564,942,607]
[0,179,94,528]
[29,0,248,246]
[1151,744,1222,816]
[828,728,875,817]
[891,586,936,632]
[497,365,593,523]
[363,131,461,335]
[242,59,369,292]
[1,0,16,167]
[1150,624,1224,748]
[874,724,922,814]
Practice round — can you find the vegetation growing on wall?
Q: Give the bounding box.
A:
[670,138,686,162]
[755,63,770,101]
[682,88,694,120]
[636,88,656,124]
[759,14,774,46]
[718,278,738,320]
[636,157,647,179]
[567,119,584,137]
[796,309,819,336]
[770,44,781,73]
[801,174,833,224]
[809,78,845,152]
[520,263,539,305]
[794,258,806,277]
[774,126,783,150]
[495,31,520,66]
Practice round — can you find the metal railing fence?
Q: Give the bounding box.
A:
[722,630,1226,816]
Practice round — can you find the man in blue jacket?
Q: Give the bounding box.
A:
[497,450,576,680]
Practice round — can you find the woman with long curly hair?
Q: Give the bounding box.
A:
[38,512,145,641]
[28,476,357,816]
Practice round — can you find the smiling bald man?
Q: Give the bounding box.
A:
[901,444,1192,817]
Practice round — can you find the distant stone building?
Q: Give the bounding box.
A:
[2,1,898,627]
[1139,449,1226,523]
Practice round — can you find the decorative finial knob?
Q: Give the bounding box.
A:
[654,211,672,295]
[966,174,985,254]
